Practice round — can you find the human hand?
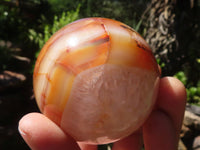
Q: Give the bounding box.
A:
[18,77,186,150]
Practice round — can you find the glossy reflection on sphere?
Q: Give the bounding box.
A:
[33,18,160,144]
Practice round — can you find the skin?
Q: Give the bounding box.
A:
[18,77,186,150]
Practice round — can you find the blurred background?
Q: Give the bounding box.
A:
[0,0,199,149]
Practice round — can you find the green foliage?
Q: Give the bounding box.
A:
[134,19,143,32]
[50,4,80,36]
[174,71,200,105]
[28,4,80,57]
[156,58,166,69]
[48,0,80,13]
[186,83,200,105]
[174,71,187,86]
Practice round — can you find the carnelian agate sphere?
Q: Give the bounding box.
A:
[33,18,160,144]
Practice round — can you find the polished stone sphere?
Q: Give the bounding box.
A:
[33,18,160,144]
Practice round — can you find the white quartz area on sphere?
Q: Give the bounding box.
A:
[61,64,159,144]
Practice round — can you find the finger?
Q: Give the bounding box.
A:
[112,129,143,150]
[143,110,177,150]
[143,77,186,150]
[155,77,186,139]
[18,113,80,150]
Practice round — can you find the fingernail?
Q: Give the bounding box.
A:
[18,124,26,136]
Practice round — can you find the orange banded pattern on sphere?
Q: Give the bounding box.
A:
[33,18,160,144]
